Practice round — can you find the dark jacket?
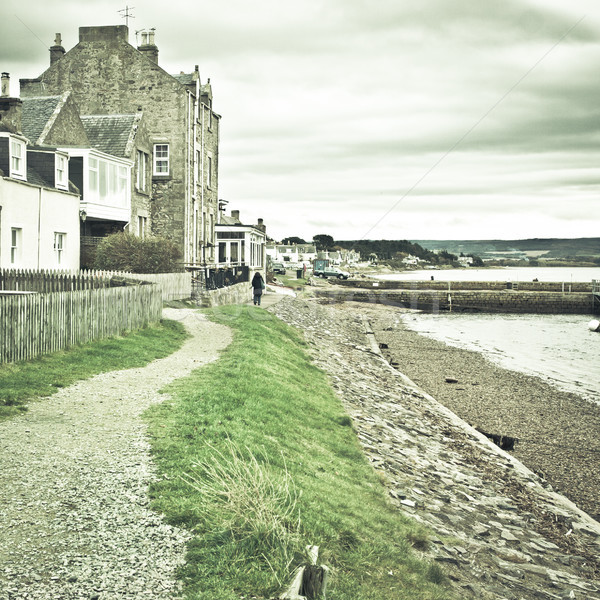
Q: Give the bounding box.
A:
[251,273,265,292]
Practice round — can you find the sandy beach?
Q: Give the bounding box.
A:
[354,302,600,523]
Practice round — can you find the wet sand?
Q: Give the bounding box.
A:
[356,302,600,523]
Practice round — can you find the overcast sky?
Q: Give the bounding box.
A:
[2,0,600,243]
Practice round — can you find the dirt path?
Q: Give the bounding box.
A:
[0,309,232,600]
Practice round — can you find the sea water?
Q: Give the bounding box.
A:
[401,312,600,404]
[378,266,600,283]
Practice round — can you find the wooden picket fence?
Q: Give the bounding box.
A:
[0,284,163,364]
[0,269,192,301]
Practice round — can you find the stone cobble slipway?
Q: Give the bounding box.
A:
[0,309,232,600]
[269,296,600,600]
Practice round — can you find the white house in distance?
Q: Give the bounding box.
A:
[215,209,267,274]
[266,244,317,266]
[0,77,80,270]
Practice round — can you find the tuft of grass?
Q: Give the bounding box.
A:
[0,319,188,421]
[146,306,453,600]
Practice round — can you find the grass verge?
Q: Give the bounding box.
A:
[0,319,188,421]
[146,306,452,600]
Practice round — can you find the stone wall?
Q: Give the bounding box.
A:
[339,279,593,292]
[315,288,596,314]
[193,281,251,308]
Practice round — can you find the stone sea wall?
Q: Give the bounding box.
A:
[338,279,593,292]
[315,288,596,314]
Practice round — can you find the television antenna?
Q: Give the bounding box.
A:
[118,5,135,27]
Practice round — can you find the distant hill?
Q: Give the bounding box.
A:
[410,238,600,260]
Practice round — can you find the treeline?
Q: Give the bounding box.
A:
[336,239,461,264]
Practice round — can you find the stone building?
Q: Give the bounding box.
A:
[20,26,220,267]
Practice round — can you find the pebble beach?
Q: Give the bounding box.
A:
[359,302,600,522]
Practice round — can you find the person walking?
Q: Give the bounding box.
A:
[251,271,265,306]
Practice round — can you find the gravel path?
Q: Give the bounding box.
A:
[0,309,232,600]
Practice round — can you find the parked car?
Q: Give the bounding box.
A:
[272,262,287,275]
[314,266,350,279]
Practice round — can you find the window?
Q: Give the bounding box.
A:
[89,157,99,194]
[153,144,169,175]
[54,232,65,265]
[230,242,239,263]
[55,154,68,190]
[86,155,129,206]
[10,139,26,180]
[136,150,147,191]
[138,216,147,237]
[10,228,22,264]
[206,154,212,189]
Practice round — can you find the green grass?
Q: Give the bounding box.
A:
[0,319,188,421]
[146,306,453,600]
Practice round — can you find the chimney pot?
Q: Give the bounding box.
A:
[1,73,10,97]
[50,32,66,65]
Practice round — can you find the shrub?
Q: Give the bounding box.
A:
[94,232,182,273]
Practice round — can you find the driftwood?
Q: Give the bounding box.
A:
[279,545,329,600]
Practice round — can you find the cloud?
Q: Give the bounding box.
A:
[1,0,600,241]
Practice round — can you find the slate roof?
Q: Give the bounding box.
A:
[21,96,63,144]
[220,214,242,226]
[80,114,138,158]
[173,73,195,86]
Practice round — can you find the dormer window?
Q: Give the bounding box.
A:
[10,138,26,180]
[55,154,68,190]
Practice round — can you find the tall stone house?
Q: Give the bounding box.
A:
[20,25,220,267]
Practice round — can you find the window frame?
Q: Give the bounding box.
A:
[54,232,66,265]
[153,143,170,176]
[136,150,147,191]
[206,153,212,189]
[10,138,26,180]
[10,227,22,264]
[55,153,68,190]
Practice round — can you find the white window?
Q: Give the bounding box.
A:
[89,157,99,195]
[136,150,147,191]
[138,215,147,237]
[10,227,22,264]
[207,154,212,189]
[55,154,68,190]
[118,165,127,202]
[10,139,26,180]
[153,144,169,175]
[54,232,65,265]
[86,155,129,206]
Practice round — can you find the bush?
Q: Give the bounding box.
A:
[94,232,182,273]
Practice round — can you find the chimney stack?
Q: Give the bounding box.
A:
[257,218,266,233]
[0,74,23,133]
[50,33,66,65]
[137,29,159,64]
[231,210,240,221]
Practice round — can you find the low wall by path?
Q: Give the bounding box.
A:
[193,281,251,308]
[339,279,593,292]
[315,287,597,314]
